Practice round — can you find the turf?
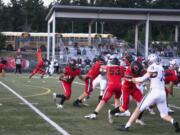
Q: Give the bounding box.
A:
[0,74,180,135]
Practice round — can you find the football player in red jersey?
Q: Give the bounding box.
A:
[73,56,105,106]
[164,59,178,113]
[108,61,144,124]
[84,58,125,119]
[53,59,83,109]
[0,59,7,77]
[29,48,46,79]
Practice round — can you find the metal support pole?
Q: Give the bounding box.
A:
[88,21,93,46]
[72,21,74,33]
[52,12,56,61]
[135,23,139,55]
[101,22,104,34]
[95,22,98,33]
[145,14,150,59]
[175,25,179,42]
[47,22,50,60]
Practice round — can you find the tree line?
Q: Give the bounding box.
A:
[0,0,180,43]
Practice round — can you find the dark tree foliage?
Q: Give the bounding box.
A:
[0,32,6,50]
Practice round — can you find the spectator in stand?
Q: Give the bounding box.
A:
[77,55,82,67]
[82,48,86,55]
[77,47,81,55]
[54,59,59,73]
[84,57,91,66]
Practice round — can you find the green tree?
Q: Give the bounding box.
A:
[56,0,71,5]
[19,0,47,32]
[72,0,88,6]
[0,33,6,50]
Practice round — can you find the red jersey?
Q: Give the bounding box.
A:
[0,63,5,73]
[106,65,125,84]
[63,67,81,83]
[123,66,139,90]
[164,69,178,84]
[86,61,101,79]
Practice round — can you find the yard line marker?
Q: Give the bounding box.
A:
[0,81,71,135]
[19,103,39,105]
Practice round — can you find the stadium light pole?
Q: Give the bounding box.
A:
[175,25,179,42]
[145,13,150,59]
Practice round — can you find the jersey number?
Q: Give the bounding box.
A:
[110,68,121,76]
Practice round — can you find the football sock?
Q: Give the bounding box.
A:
[138,111,144,120]
[110,107,120,115]
[98,96,102,102]
[93,111,98,115]
[56,94,64,98]
[60,95,66,105]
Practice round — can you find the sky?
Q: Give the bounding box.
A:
[2,0,54,6]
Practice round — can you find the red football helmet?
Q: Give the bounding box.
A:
[131,61,143,76]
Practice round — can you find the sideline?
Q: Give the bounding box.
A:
[0,81,71,135]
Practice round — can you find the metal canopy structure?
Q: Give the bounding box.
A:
[46,5,180,60]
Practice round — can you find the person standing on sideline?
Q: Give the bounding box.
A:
[15,49,22,74]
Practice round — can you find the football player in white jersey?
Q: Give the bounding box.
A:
[92,68,107,102]
[116,54,179,132]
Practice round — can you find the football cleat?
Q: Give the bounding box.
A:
[56,104,63,109]
[117,125,129,131]
[135,119,146,126]
[173,121,180,132]
[84,113,97,119]
[115,110,131,117]
[73,101,80,107]
[108,110,113,124]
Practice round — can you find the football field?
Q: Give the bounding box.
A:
[0,74,180,135]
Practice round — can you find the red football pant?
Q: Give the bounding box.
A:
[121,87,143,111]
[61,82,72,100]
[102,83,122,103]
[84,78,94,96]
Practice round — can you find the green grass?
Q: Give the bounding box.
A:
[0,74,180,135]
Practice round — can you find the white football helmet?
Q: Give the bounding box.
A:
[147,54,160,65]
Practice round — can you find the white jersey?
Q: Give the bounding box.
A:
[147,63,165,91]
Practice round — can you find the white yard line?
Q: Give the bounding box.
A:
[168,104,180,110]
[19,102,39,105]
[0,81,70,135]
